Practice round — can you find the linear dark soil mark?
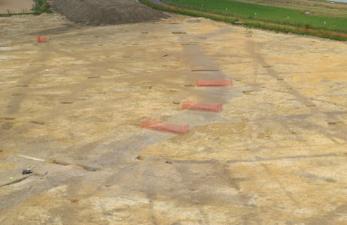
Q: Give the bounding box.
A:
[164,152,346,165]
[0,176,31,188]
[2,44,54,131]
[260,163,301,207]
[246,34,347,143]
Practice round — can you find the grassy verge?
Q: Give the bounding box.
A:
[32,0,51,14]
[140,0,347,41]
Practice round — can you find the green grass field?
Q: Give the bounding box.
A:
[139,0,347,40]
[163,0,347,33]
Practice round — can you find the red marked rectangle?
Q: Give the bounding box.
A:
[181,101,223,112]
[141,119,189,134]
[196,80,232,87]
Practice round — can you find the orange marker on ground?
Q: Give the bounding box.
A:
[37,36,48,43]
[181,101,223,112]
[141,119,189,134]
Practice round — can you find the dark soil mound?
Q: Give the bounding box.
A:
[52,0,167,25]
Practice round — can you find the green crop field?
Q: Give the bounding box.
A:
[142,0,347,40]
[163,0,347,33]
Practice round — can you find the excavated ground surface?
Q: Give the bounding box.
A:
[52,0,167,25]
[0,13,347,225]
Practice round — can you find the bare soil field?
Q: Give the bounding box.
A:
[0,12,347,225]
[0,0,32,14]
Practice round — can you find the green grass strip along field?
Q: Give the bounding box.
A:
[141,0,347,41]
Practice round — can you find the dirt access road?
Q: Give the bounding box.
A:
[0,12,347,225]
